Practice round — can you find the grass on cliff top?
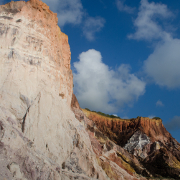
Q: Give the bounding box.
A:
[85,108,121,119]
[84,108,162,121]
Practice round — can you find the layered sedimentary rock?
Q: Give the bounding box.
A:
[82,110,171,146]
[1,0,180,180]
[82,109,180,179]
[0,0,109,179]
[72,104,148,180]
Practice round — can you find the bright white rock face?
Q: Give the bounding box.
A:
[0,1,109,179]
[0,5,74,164]
[124,130,151,158]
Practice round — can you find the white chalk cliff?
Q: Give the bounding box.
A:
[0,0,108,179]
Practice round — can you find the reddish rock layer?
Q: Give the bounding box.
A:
[81,109,180,179]
[71,93,81,109]
[72,108,148,180]
[82,109,172,146]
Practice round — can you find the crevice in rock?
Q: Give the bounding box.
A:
[0,121,4,149]
[22,106,30,133]
[0,16,13,20]
[16,19,22,23]
[20,93,41,133]
[62,162,65,169]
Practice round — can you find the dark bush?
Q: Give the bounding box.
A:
[152,117,161,120]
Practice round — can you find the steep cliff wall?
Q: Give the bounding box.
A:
[0,0,74,164]
[0,0,73,106]
[0,1,109,179]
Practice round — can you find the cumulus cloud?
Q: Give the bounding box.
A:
[116,0,135,14]
[73,49,145,113]
[129,0,180,89]
[42,0,83,27]
[165,116,180,130]
[144,38,180,88]
[42,0,105,40]
[156,100,164,107]
[83,17,105,41]
[128,0,172,41]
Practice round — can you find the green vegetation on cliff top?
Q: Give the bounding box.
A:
[85,108,121,119]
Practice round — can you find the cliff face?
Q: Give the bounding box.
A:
[82,109,180,179]
[82,110,171,146]
[0,0,180,180]
[0,0,73,163]
[0,0,73,105]
[71,93,81,109]
[0,1,109,179]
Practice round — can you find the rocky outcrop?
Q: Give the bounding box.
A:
[124,130,151,158]
[0,0,180,179]
[0,0,109,179]
[82,109,180,179]
[72,107,148,180]
[82,110,172,146]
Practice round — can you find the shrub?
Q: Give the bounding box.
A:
[152,117,161,120]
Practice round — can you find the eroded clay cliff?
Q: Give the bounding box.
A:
[81,109,180,179]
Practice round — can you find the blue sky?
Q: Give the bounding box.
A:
[1,0,180,142]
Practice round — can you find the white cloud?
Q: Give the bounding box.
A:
[148,115,155,119]
[156,100,164,107]
[165,116,180,130]
[73,49,145,113]
[83,17,105,41]
[42,0,105,40]
[116,0,135,14]
[42,0,83,27]
[144,37,180,88]
[129,0,180,89]
[128,0,172,41]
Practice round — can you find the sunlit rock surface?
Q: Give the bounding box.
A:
[0,0,109,179]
